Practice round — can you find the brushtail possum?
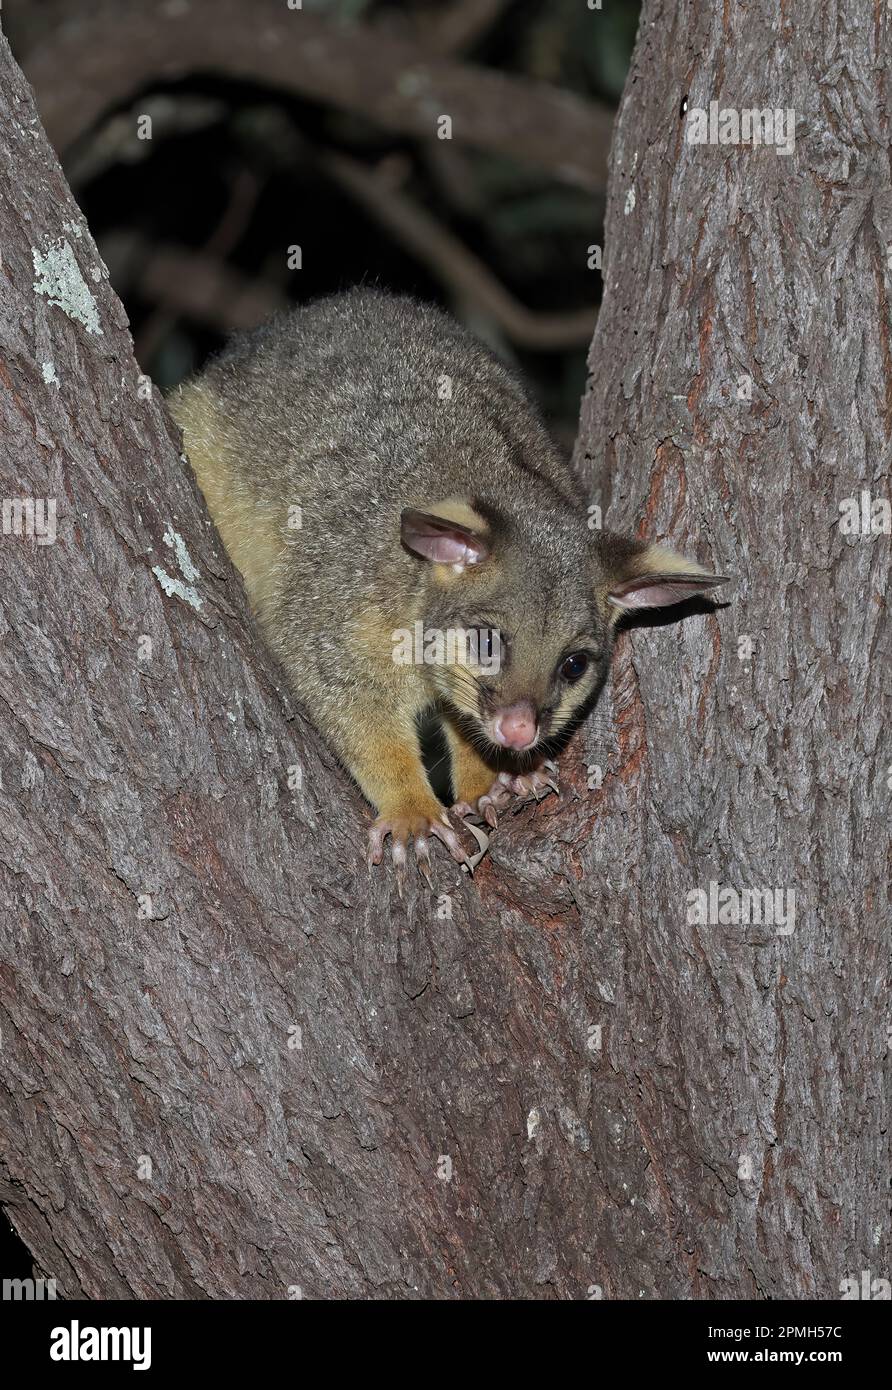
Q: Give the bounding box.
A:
[171,290,726,883]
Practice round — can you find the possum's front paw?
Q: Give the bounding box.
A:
[367,802,472,889]
[454,761,560,827]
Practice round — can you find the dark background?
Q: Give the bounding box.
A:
[10,0,640,438]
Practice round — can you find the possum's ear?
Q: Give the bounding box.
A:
[401,501,490,569]
[595,532,728,620]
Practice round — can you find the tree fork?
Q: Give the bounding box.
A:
[1,0,889,1299]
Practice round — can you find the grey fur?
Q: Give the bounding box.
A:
[172,290,720,811]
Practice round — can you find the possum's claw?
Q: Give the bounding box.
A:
[461,766,561,822]
[428,816,474,868]
[497,767,561,803]
[367,809,473,885]
[454,762,560,832]
[453,797,497,829]
[414,836,434,887]
[477,791,505,827]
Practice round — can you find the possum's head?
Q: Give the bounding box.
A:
[401,497,727,759]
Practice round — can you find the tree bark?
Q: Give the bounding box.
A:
[0,23,646,1301]
[572,0,891,1297]
[0,0,888,1302]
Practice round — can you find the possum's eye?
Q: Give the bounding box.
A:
[472,627,504,670]
[559,652,589,683]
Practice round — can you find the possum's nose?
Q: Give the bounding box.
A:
[491,701,539,750]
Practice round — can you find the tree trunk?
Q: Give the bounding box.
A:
[572,0,890,1297]
[0,0,888,1301]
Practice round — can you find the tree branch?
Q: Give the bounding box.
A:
[0,25,625,1300]
[323,150,597,348]
[20,0,612,193]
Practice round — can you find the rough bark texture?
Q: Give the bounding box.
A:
[0,0,888,1302]
[572,0,891,1296]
